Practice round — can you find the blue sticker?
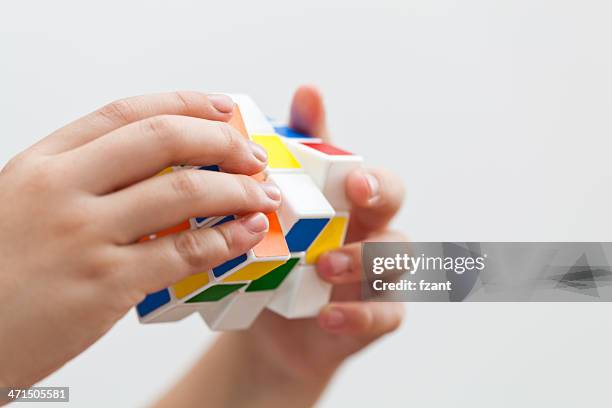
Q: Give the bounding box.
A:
[285,218,330,252]
[137,288,171,317]
[274,125,312,139]
[213,253,248,278]
[198,165,220,172]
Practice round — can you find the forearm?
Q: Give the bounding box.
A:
[152,332,336,408]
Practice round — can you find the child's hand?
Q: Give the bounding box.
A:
[0,92,281,387]
[154,87,406,408]
[246,85,407,379]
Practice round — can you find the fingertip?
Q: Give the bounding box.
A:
[289,84,328,138]
[318,305,347,332]
[240,212,269,234]
[248,140,268,164]
[346,169,380,207]
[318,303,374,335]
[208,94,235,114]
[317,251,352,282]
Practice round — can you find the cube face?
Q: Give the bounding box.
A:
[137,288,171,318]
[210,213,289,281]
[186,283,246,303]
[222,260,286,283]
[228,104,249,139]
[251,135,301,171]
[172,272,211,300]
[285,218,330,252]
[227,94,275,134]
[273,125,311,139]
[267,264,332,319]
[246,257,300,292]
[199,291,275,331]
[285,140,363,211]
[305,215,349,264]
[136,94,360,330]
[212,253,249,278]
[144,304,198,323]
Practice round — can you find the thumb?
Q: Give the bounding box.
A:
[289,85,330,141]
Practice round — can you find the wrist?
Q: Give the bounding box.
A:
[221,331,339,408]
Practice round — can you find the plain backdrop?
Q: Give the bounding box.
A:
[2,1,612,406]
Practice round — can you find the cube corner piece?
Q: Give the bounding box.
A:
[269,173,335,253]
[210,213,290,283]
[285,140,363,211]
[226,94,275,135]
[267,264,332,319]
[198,290,275,331]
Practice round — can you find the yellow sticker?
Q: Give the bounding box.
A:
[223,260,287,282]
[172,272,210,299]
[305,216,349,264]
[252,135,301,169]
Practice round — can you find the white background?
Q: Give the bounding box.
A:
[2,1,612,406]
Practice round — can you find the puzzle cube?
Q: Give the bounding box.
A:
[273,124,323,143]
[208,213,290,283]
[268,172,335,253]
[267,262,333,319]
[285,140,362,211]
[136,94,363,330]
[136,211,289,323]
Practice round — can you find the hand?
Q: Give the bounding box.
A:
[246,85,407,377]
[0,92,281,387]
[157,86,408,408]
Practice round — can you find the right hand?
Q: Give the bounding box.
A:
[0,91,280,387]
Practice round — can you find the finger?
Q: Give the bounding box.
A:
[288,85,330,140]
[61,115,268,194]
[317,302,405,338]
[104,170,281,244]
[118,212,269,294]
[345,167,406,240]
[34,91,235,154]
[317,229,408,284]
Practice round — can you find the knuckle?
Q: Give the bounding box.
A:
[217,122,241,154]
[213,225,234,258]
[171,170,205,200]
[235,175,257,207]
[1,152,26,174]
[24,157,61,191]
[141,114,178,140]
[53,196,97,237]
[76,246,119,281]
[173,231,207,268]
[98,98,137,125]
[172,90,199,112]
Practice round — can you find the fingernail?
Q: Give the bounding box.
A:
[208,94,234,114]
[260,181,281,202]
[249,141,268,163]
[363,171,380,204]
[321,252,351,277]
[322,308,345,329]
[241,213,269,233]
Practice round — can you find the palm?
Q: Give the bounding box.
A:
[241,85,405,378]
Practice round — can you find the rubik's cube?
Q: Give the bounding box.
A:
[135,95,363,330]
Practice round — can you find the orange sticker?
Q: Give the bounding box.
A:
[139,220,191,242]
[252,212,290,258]
[228,104,249,140]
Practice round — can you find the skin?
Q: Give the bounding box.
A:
[153,86,408,408]
[0,91,281,387]
[0,86,407,406]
